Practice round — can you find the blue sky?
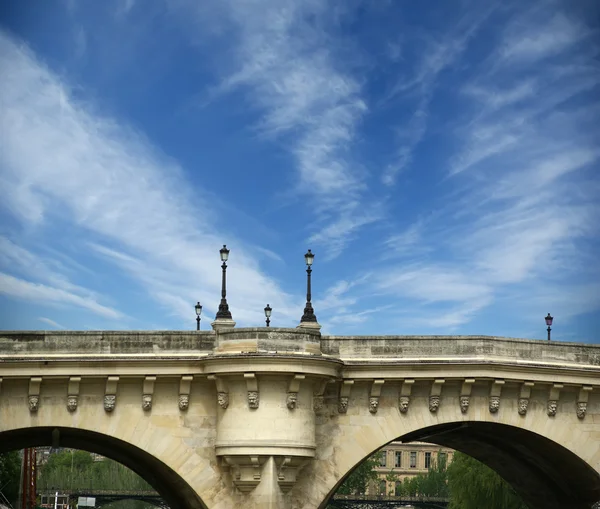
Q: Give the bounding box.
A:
[0,0,598,341]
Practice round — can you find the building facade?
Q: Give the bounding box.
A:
[371,442,454,495]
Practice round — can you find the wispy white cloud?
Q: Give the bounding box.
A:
[0,30,299,327]
[0,273,122,319]
[38,317,66,329]
[176,0,373,255]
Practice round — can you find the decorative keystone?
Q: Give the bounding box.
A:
[142,376,156,411]
[518,382,534,415]
[104,376,119,412]
[28,377,42,413]
[489,380,504,413]
[399,379,414,413]
[429,379,445,413]
[208,375,229,409]
[369,380,385,414]
[577,386,592,419]
[245,373,259,409]
[460,379,475,414]
[67,377,81,412]
[287,375,305,410]
[338,380,354,414]
[179,375,193,411]
[547,384,563,417]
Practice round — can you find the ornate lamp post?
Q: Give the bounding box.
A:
[195,302,202,330]
[264,304,272,327]
[545,313,553,341]
[215,245,233,320]
[300,249,318,323]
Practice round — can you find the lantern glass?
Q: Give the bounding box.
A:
[304,249,314,266]
[195,302,202,316]
[545,313,553,326]
[220,245,230,262]
[264,304,272,318]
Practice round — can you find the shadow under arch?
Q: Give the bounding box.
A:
[0,426,207,509]
[323,421,600,509]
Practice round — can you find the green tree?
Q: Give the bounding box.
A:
[447,452,528,509]
[0,451,21,507]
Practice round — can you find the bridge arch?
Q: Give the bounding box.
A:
[0,426,205,509]
[305,382,600,509]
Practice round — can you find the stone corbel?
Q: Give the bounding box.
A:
[489,380,504,413]
[547,384,563,416]
[399,379,414,413]
[104,376,119,412]
[459,379,475,414]
[369,380,385,414]
[245,373,259,409]
[576,386,592,419]
[287,375,305,410]
[208,375,229,409]
[179,375,193,410]
[429,379,445,412]
[277,456,309,492]
[313,379,329,413]
[338,380,354,414]
[67,377,81,412]
[221,455,263,493]
[518,382,534,415]
[28,377,42,412]
[142,376,156,411]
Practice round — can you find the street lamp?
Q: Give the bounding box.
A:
[264,304,272,327]
[215,245,233,320]
[300,249,318,323]
[195,302,202,330]
[545,313,553,341]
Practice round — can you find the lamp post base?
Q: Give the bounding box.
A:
[212,319,237,331]
[297,321,322,331]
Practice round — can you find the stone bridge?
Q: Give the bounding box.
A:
[1,328,599,509]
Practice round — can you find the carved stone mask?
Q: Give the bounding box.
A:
[104,395,116,412]
[67,396,78,412]
[217,392,229,409]
[28,395,39,412]
[286,393,298,410]
[576,401,587,419]
[248,391,259,409]
[429,395,440,412]
[178,394,189,411]
[459,396,470,413]
[338,396,349,413]
[399,396,410,413]
[547,400,558,416]
[369,397,379,414]
[313,395,324,412]
[489,396,500,413]
[518,398,529,415]
[142,394,152,411]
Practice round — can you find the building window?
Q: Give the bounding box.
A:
[410,451,417,468]
[425,452,431,469]
[439,452,447,466]
[379,480,387,494]
[395,451,402,467]
[379,451,387,467]
[395,481,402,496]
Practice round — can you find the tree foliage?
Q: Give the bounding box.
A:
[38,450,152,493]
[447,452,528,509]
[0,451,21,507]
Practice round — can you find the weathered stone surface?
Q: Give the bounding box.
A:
[0,328,599,509]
